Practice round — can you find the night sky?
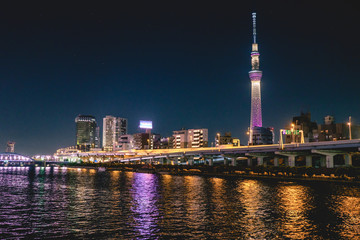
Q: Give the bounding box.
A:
[0,1,359,156]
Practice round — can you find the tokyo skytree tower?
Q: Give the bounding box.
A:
[249,12,263,144]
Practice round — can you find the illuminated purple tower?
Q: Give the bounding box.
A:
[249,12,262,144]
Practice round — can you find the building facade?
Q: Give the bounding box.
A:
[284,112,318,143]
[6,141,15,153]
[173,128,208,148]
[215,132,233,147]
[132,133,149,150]
[252,127,273,145]
[316,116,360,141]
[75,115,99,151]
[116,134,134,150]
[102,115,128,151]
[160,137,174,149]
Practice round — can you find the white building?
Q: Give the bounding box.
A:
[173,128,208,148]
[102,115,128,151]
[116,134,134,150]
[54,146,81,162]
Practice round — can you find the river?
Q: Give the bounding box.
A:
[0,166,359,239]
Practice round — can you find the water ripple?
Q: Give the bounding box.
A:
[0,167,359,239]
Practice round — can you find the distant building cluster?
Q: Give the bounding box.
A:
[61,114,219,155]
[282,112,358,144]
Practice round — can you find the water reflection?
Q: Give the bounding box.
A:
[330,186,360,238]
[236,180,275,239]
[130,173,160,238]
[1,167,360,239]
[276,183,315,239]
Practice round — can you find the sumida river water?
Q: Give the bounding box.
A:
[0,166,359,239]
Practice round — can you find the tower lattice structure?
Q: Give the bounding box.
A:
[249,12,263,144]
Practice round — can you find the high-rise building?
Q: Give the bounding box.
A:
[173,128,208,148]
[6,141,15,153]
[75,115,99,151]
[248,13,273,145]
[102,115,128,151]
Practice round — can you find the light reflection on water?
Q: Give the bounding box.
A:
[276,183,316,239]
[330,186,360,239]
[0,167,360,239]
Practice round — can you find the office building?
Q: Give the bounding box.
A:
[173,128,208,148]
[75,115,99,151]
[102,115,128,151]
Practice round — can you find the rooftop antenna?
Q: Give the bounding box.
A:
[252,12,257,43]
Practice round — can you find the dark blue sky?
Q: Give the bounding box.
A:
[0,1,359,156]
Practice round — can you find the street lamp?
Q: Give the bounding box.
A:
[348,116,352,140]
[279,129,284,149]
[247,127,252,145]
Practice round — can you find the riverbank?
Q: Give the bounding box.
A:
[63,164,360,185]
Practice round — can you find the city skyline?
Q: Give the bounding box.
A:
[0,1,359,155]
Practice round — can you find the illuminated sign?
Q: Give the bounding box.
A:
[282,130,300,135]
[139,120,153,129]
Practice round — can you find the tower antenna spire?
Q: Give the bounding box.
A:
[252,12,257,43]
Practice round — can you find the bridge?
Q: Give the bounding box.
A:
[0,153,69,166]
[75,140,360,168]
[0,152,34,165]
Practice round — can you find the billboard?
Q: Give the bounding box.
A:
[139,120,153,129]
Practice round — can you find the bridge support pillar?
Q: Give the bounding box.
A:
[306,155,312,167]
[208,157,213,166]
[247,158,252,166]
[246,153,272,166]
[325,155,334,168]
[275,152,298,167]
[231,157,237,167]
[257,156,264,166]
[223,155,228,165]
[187,157,194,166]
[311,150,341,168]
[288,156,296,167]
[274,157,279,167]
[345,154,353,166]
